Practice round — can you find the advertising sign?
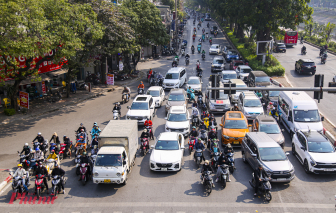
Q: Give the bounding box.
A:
[107,74,114,85]
[19,91,29,109]
[41,81,46,94]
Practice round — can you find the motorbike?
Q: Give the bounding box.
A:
[209,40,212,45]
[197,93,203,105]
[75,154,82,167]
[206,33,209,40]
[187,91,195,102]
[214,31,218,37]
[51,175,64,197]
[140,138,149,156]
[321,56,327,64]
[113,110,120,120]
[249,174,272,202]
[197,69,203,78]
[138,87,144,95]
[181,48,185,56]
[122,93,129,104]
[158,78,163,86]
[145,125,153,139]
[185,57,190,65]
[76,81,88,90]
[192,48,195,54]
[211,152,220,168]
[18,152,31,172]
[150,78,157,86]
[172,61,178,67]
[58,144,66,161]
[202,53,205,60]
[11,176,27,201]
[35,174,46,199]
[193,37,195,42]
[301,49,306,55]
[219,164,230,188]
[319,50,326,57]
[197,46,201,53]
[79,163,89,186]
[188,137,196,154]
[195,149,204,168]
[226,152,235,174]
[199,129,208,144]
[192,115,199,127]
[201,171,213,195]
[201,102,207,112]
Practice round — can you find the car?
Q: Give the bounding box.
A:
[261,85,280,107]
[294,59,316,75]
[247,71,271,87]
[185,76,202,95]
[237,91,264,120]
[229,79,248,103]
[146,86,165,108]
[165,88,188,114]
[292,129,336,174]
[241,132,295,183]
[206,81,231,113]
[273,42,286,53]
[252,115,285,148]
[126,95,156,125]
[222,46,233,57]
[235,65,252,82]
[165,106,190,137]
[230,60,245,70]
[162,67,187,89]
[149,132,185,171]
[211,56,225,72]
[205,13,211,21]
[219,111,250,146]
[209,44,221,55]
[221,70,237,83]
[210,26,218,34]
[226,50,239,63]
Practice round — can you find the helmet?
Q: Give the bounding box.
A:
[144,129,148,133]
[117,102,120,105]
[24,143,29,147]
[197,60,199,62]
[35,147,40,151]
[17,164,22,167]
[94,122,97,126]
[38,132,41,135]
[80,123,83,126]
[83,152,87,156]
[269,102,273,105]
[51,149,55,153]
[192,126,196,129]
[198,138,201,140]
[204,160,209,165]
[189,86,191,88]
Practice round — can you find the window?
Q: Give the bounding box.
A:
[255,76,270,83]
[155,140,179,150]
[224,120,247,129]
[278,96,289,115]
[147,90,160,97]
[180,70,185,78]
[260,124,281,134]
[294,110,320,122]
[168,94,185,101]
[298,133,306,149]
[249,142,258,154]
[307,141,335,153]
[259,147,287,161]
[188,78,200,84]
[149,98,153,108]
[245,136,251,146]
[167,113,187,122]
[286,31,297,36]
[95,154,122,167]
[244,99,262,107]
[130,102,149,110]
[166,73,179,79]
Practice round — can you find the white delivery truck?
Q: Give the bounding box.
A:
[92,120,138,185]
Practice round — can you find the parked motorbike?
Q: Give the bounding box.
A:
[75,81,88,90]
[219,164,230,188]
[85,74,101,85]
[140,138,149,156]
[201,171,213,195]
[249,174,272,202]
[113,110,120,120]
[35,174,46,199]
[51,175,64,197]
[188,137,196,154]
[195,149,204,168]
[79,163,89,186]
[122,93,129,104]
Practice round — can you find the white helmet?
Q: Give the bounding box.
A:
[38,132,41,135]
[24,143,29,147]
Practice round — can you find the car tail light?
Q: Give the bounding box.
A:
[323,128,326,135]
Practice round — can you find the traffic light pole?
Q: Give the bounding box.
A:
[206,87,336,92]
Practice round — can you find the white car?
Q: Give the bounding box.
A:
[165,106,190,137]
[162,67,187,90]
[150,132,185,171]
[238,91,264,120]
[221,70,237,83]
[146,86,165,108]
[292,130,336,174]
[185,76,202,95]
[209,44,221,55]
[236,65,252,82]
[126,95,155,125]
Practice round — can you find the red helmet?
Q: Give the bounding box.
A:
[212,129,215,132]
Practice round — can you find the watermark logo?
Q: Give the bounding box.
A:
[8,192,57,204]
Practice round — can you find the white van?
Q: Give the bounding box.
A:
[229,79,248,103]
[162,67,187,90]
[278,91,324,138]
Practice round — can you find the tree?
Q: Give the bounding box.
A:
[161,0,174,10]
[0,0,103,108]
[324,22,336,43]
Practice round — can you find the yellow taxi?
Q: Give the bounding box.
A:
[220,111,251,146]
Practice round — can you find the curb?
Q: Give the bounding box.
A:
[0,175,12,192]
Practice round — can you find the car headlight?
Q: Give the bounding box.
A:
[211,65,214,67]
[224,135,229,139]
[244,111,250,115]
[310,157,316,167]
[185,128,189,131]
[94,172,99,177]
[116,172,121,177]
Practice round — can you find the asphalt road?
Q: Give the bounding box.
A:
[273,42,336,125]
[0,18,335,213]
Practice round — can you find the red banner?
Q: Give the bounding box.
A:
[41,82,46,94]
[19,91,29,109]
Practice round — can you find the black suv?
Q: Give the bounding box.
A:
[247,71,271,87]
[295,59,316,75]
[273,43,286,53]
[211,56,225,72]
[210,26,218,34]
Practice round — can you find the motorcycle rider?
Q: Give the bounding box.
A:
[256,90,262,98]
[191,45,195,53]
[207,23,209,28]
[47,149,58,161]
[194,139,205,162]
[216,152,231,182]
[33,147,44,165]
[144,118,154,140]
[209,117,217,127]
[91,145,99,155]
[208,128,217,150]
[266,102,273,115]
[189,126,199,138]
[51,163,65,193]
[91,137,98,149]
[254,164,269,196]
[122,86,131,101]
[201,49,206,55]
[20,143,32,161]
[224,143,233,154]
[140,128,150,140]
[157,72,163,80]
[113,102,121,117]
[322,52,328,62]
[201,160,214,186]
[185,53,190,60]
[32,132,45,145]
[35,161,49,194]
[49,132,60,145]
[196,60,201,70]
[79,152,91,181]
[172,59,178,67]
[91,123,101,139]
[138,81,145,92]
[12,164,29,192]
[199,121,207,131]
[301,45,306,54]
[76,123,86,135]
[63,135,72,158]
[192,100,198,108]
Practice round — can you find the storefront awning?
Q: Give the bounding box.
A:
[48,69,68,77]
[4,74,51,86]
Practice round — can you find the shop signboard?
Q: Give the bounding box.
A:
[41,81,46,94]
[107,74,114,85]
[19,91,29,109]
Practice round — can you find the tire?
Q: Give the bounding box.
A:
[206,182,212,195]
[189,148,192,155]
[229,167,234,174]
[196,159,200,168]
[265,192,272,202]
[82,176,86,186]
[292,143,296,156]
[304,160,311,174]
[222,177,227,188]
[242,152,247,164]
[53,186,58,198]
[37,188,41,199]
[312,71,316,75]
[59,153,63,161]
[14,192,17,201]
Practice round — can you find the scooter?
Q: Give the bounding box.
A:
[249,174,272,202]
[35,174,46,199]
[197,69,203,78]
[192,115,199,127]
[192,48,195,54]
[79,163,89,186]
[145,125,153,139]
[197,93,203,105]
[197,47,201,53]
[185,57,190,65]
[11,176,27,201]
[219,164,230,188]
[301,49,306,55]
[18,152,31,172]
[321,56,327,64]
[51,175,64,197]
[158,78,163,86]
[202,53,205,60]
[138,87,144,95]
[209,39,212,45]
[226,152,235,174]
[211,152,220,168]
[199,129,207,142]
[113,110,120,120]
[201,171,213,195]
[195,149,204,168]
[181,48,185,56]
[122,93,129,104]
[188,137,196,154]
[140,138,149,156]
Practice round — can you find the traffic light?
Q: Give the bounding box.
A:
[314,74,324,101]
[224,83,236,95]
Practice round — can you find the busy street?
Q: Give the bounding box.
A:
[0,11,336,213]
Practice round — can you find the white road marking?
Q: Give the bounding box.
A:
[0,182,12,196]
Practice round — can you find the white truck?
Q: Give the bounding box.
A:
[92,120,138,185]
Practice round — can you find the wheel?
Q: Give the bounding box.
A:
[265,192,272,202]
[59,153,63,161]
[312,71,315,75]
[229,166,234,174]
[206,182,212,195]
[292,143,296,156]
[142,148,145,157]
[304,160,311,174]
[37,188,41,199]
[189,148,192,155]
[14,192,17,201]
[53,186,58,198]
[196,159,200,168]
[242,152,247,164]
[222,177,227,188]
[82,176,86,186]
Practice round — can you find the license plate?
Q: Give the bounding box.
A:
[104,179,111,183]
[324,169,334,172]
[233,141,239,144]
[161,168,167,171]
[307,66,311,69]
[277,178,286,181]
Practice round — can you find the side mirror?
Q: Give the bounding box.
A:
[127,106,131,109]
[288,116,292,122]
[285,152,290,156]
[123,160,126,165]
[150,145,154,149]
[251,153,257,158]
[321,116,325,121]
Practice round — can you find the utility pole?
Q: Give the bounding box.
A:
[175,0,178,53]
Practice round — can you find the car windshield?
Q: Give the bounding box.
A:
[244,99,262,107]
[147,90,160,97]
[168,113,187,122]
[224,120,247,129]
[223,73,237,79]
[214,59,224,64]
[168,94,185,101]
[188,79,200,84]
[241,68,251,73]
[95,154,122,167]
[165,73,179,79]
[269,91,280,97]
[259,147,287,161]
[211,45,219,49]
[234,62,244,66]
[155,140,180,150]
[260,124,281,134]
[237,84,248,92]
[255,76,270,83]
[210,92,228,100]
[293,110,320,122]
[278,44,286,47]
[229,51,238,56]
[130,102,148,110]
[308,141,335,153]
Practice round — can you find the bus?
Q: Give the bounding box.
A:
[283,30,298,46]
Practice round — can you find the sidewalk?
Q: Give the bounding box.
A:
[0,69,146,126]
